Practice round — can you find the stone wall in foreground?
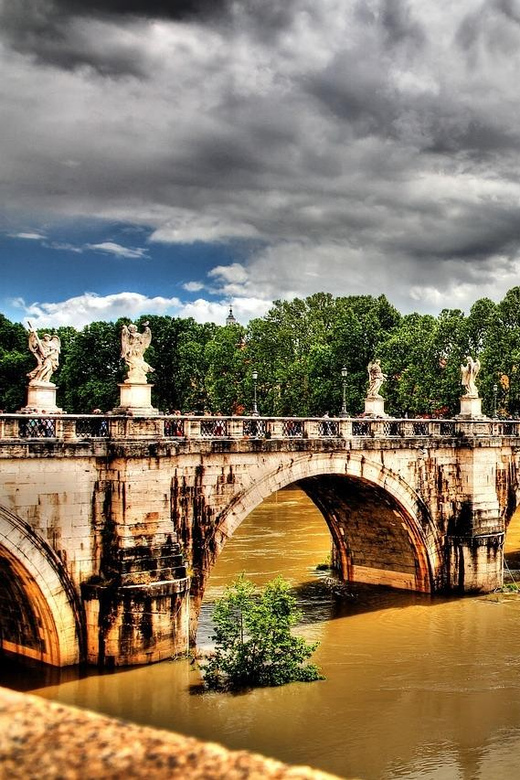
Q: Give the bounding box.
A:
[0,686,342,780]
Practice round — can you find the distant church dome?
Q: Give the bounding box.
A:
[226,306,238,326]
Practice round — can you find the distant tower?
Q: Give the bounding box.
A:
[226,306,238,326]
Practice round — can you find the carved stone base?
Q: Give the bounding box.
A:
[19,382,63,414]
[113,383,159,416]
[364,396,387,417]
[458,396,483,419]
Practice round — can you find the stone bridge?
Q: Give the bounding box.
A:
[0,413,519,669]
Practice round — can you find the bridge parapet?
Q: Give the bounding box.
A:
[1,413,519,443]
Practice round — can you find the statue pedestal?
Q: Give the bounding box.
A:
[20,382,63,414]
[114,383,158,416]
[364,396,387,417]
[458,396,483,419]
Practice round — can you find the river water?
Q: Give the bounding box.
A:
[5,486,520,780]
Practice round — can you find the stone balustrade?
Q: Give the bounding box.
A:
[0,412,518,442]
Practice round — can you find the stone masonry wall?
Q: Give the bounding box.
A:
[0,433,518,665]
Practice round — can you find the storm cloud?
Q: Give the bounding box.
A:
[3,0,520,317]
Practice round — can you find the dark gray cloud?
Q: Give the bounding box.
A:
[0,0,304,75]
[457,0,520,54]
[52,0,220,18]
[0,1,224,75]
[4,0,520,315]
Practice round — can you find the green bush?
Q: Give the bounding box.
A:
[202,574,323,690]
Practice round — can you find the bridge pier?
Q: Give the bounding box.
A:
[445,533,503,592]
[441,447,505,592]
[81,535,191,667]
[82,579,190,667]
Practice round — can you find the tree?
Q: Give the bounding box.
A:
[246,293,401,417]
[379,313,438,416]
[480,288,520,416]
[202,575,323,691]
[0,314,32,411]
[203,323,249,414]
[57,320,122,413]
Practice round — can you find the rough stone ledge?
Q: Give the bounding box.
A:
[446,532,504,547]
[0,686,343,780]
[82,577,191,599]
[1,434,509,460]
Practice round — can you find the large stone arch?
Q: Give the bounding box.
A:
[208,452,442,595]
[0,505,84,667]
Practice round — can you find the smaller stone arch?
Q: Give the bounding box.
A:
[0,505,84,667]
[209,452,442,594]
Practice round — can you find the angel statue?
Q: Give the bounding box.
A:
[461,355,480,398]
[26,323,61,384]
[367,359,387,398]
[121,321,155,384]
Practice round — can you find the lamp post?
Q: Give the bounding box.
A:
[252,369,259,416]
[493,383,498,418]
[339,366,348,418]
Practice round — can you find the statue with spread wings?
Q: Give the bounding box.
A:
[121,321,154,383]
[26,323,61,384]
[461,355,480,397]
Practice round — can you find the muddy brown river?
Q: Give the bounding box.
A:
[4,486,520,780]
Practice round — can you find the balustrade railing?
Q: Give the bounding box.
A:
[352,421,370,436]
[200,418,228,438]
[381,421,403,436]
[1,413,520,444]
[75,417,110,438]
[243,419,266,438]
[282,419,304,437]
[319,420,339,437]
[18,417,57,438]
[164,418,185,438]
[440,421,456,435]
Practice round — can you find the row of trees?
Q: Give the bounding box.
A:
[2,287,520,417]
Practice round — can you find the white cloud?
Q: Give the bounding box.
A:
[183,281,205,292]
[209,263,249,285]
[149,213,259,244]
[205,242,520,316]
[9,232,45,240]
[178,297,271,325]
[12,290,272,329]
[87,242,148,259]
[16,292,182,328]
[45,241,83,253]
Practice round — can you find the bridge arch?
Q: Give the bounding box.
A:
[209,452,443,596]
[0,505,84,667]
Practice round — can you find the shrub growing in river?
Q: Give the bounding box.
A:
[202,574,323,690]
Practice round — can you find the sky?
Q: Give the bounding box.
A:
[2,0,520,329]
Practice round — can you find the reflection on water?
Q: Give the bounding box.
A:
[4,488,520,780]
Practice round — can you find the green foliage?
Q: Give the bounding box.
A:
[0,315,33,411]
[202,575,323,691]
[203,323,249,414]
[499,582,520,593]
[57,320,122,412]
[245,293,401,416]
[4,285,520,417]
